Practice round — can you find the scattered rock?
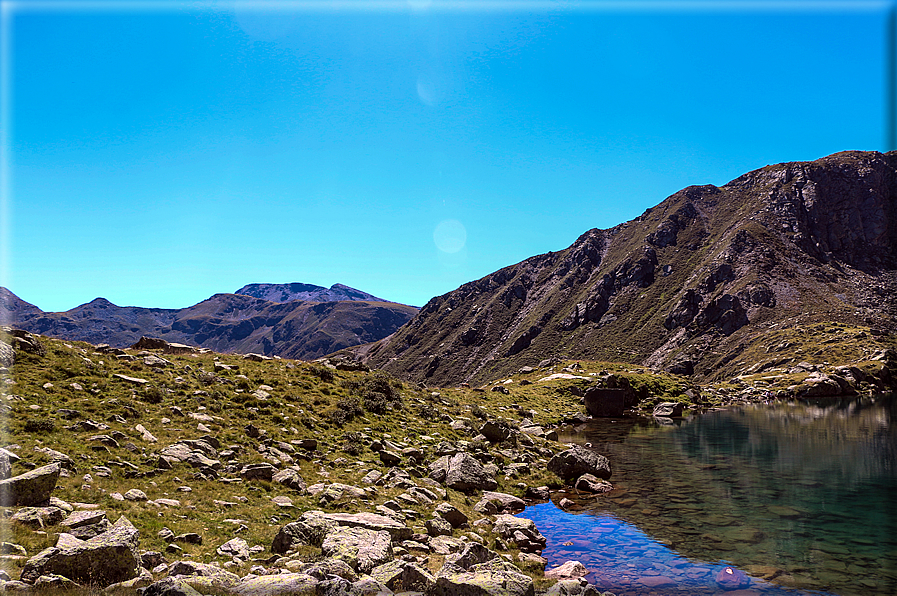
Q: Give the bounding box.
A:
[0,463,60,506]
[547,446,611,484]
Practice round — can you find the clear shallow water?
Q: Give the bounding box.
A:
[518,395,897,596]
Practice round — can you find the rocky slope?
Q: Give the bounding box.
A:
[353,151,897,386]
[0,286,417,360]
[0,329,619,595]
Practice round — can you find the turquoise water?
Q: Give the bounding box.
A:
[518,395,897,595]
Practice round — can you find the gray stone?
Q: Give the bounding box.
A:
[272,467,306,492]
[141,576,204,596]
[295,558,358,582]
[11,506,66,528]
[493,515,546,553]
[547,447,611,483]
[429,453,498,493]
[425,516,453,537]
[370,559,436,593]
[216,537,250,560]
[318,511,413,542]
[574,474,613,494]
[481,491,525,512]
[240,463,278,481]
[168,561,240,592]
[20,516,140,587]
[0,463,60,506]
[544,561,588,580]
[479,420,512,443]
[433,570,534,596]
[434,503,469,528]
[230,573,321,596]
[321,526,392,574]
[653,402,685,417]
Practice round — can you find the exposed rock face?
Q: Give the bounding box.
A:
[351,151,897,386]
[234,282,388,304]
[547,447,612,484]
[0,463,60,506]
[20,516,140,587]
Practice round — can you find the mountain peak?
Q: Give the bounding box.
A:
[234,282,388,303]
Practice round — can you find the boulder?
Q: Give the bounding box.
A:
[216,537,250,560]
[168,561,239,591]
[547,447,611,483]
[230,573,320,596]
[11,506,66,528]
[139,576,203,596]
[159,442,221,470]
[20,516,140,587]
[370,560,436,593]
[425,516,453,537]
[479,420,513,443]
[240,463,277,481]
[652,402,685,417]
[481,491,525,512]
[574,474,613,494]
[584,388,626,418]
[434,503,469,528]
[429,453,498,492]
[272,467,306,492]
[293,558,358,582]
[271,512,340,553]
[434,570,534,596]
[318,511,413,542]
[493,515,546,553]
[544,561,588,580]
[321,526,392,574]
[0,463,60,506]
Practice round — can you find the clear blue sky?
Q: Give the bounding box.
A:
[2,0,891,311]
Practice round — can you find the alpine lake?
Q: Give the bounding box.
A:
[517,394,897,596]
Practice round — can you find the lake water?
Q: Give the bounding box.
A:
[518,395,897,596]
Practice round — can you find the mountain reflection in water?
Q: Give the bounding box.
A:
[518,395,897,596]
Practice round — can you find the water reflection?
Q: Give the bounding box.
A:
[520,395,897,596]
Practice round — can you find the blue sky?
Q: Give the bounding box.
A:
[2,0,892,311]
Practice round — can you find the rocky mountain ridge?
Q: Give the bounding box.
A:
[0,285,417,361]
[352,150,897,386]
[234,282,391,304]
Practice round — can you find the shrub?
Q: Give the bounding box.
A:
[342,431,365,455]
[24,419,55,433]
[308,365,335,383]
[141,386,164,404]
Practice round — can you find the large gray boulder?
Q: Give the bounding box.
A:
[434,569,534,596]
[370,559,436,593]
[321,527,392,574]
[318,511,413,542]
[493,515,546,553]
[271,512,339,553]
[159,442,220,470]
[168,561,240,593]
[547,447,611,484]
[429,453,498,492]
[0,463,59,506]
[20,516,140,587]
[230,573,321,596]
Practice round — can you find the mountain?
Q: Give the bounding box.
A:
[0,287,418,360]
[234,282,390,304]
[352,150,897,386]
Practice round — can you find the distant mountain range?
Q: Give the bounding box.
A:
[347,150,897,385]
[0,284,417,360]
